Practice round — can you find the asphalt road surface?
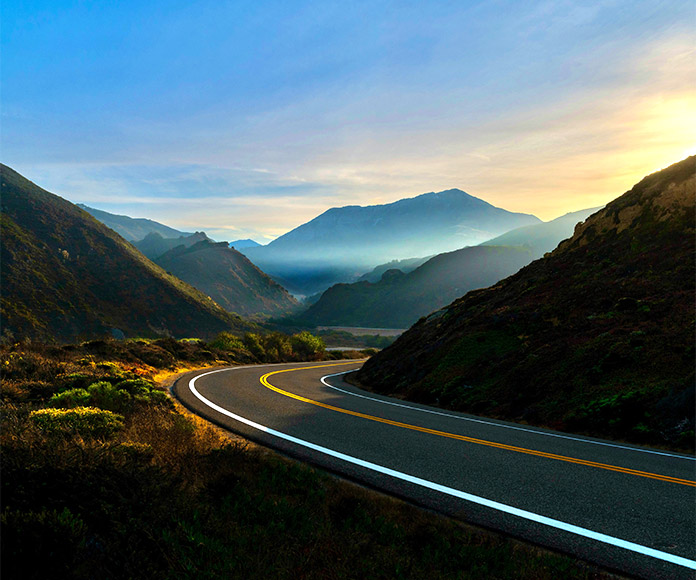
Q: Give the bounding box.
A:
[173,360,696,580]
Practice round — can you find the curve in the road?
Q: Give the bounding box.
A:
[186,362,696,572]
[259,366,694,487]
[321,371,696,461]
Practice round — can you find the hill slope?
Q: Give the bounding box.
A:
[155,240,299,317]
[298,246,532,328]
[1,165,251,342]
[241,188,540,295]
[134,231,211,260]
[357,157,695,448]
[77,204,190,241]
[480,207,602,258]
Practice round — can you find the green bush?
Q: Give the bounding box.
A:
[114,378,155,395]
[50,379,173,413]
[209,332,245,351]
[262,332,292,362]
[49,388,91,408]
[30,407,125,439]
[290,331,325,359]
[85,381,133,412]
[243,333,266,361]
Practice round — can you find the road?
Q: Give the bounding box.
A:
[173,360,696,580]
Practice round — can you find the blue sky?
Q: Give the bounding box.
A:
[2,0,694,242]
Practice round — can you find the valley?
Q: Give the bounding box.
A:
[4,4,693,578]
[1,158,694,579]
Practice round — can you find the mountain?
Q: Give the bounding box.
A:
[229,239,261,249]
[241,188,540,295]
[1,165,252,342]
[134,231,211,260]
[297,246,533,328]
[77,203,190,241]
[480,207,602,258]
[154,240,299,318]
[356,157,695,448]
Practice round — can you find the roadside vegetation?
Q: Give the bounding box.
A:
[1,338,612,579]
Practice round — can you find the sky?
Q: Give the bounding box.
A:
[2,0,694,242]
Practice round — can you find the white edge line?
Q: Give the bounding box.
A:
[321,371,696,461]
[188,366,696,571]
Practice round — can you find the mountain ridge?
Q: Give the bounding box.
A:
[241,188,541,295]
[77,203,190,241]
[296,245,533,328]
[154,239,299,318]
[356,156,695,447]
[1,165,251,342]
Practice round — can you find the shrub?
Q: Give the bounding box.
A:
[262,332,292,362]
[30,407,125,439]
[243,333,266,361]
[209,332,245,352]
[290,331,325,359]
[50,379,173,413]
[113,377,151,392]
[49,388,91,408]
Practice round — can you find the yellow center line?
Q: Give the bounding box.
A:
[259,363,696,488]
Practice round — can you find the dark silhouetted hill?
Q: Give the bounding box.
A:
[134,231,211,260]
[357,157,695,448]
[480,207,602,258]
[241,188,540,295]
[357,256,431,283]
[155,240,299,318]
[77,204,190,241]
[297,246,532,328]
[1,165,252,342]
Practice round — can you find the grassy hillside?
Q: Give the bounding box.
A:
[155,240,299,318]
[357,157,695,450]
[0,339,609,580]
[297,245,533,328]
[1,165,251,342]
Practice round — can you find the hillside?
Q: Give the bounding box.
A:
[155,240,299,317]
[357,256,431,283]
[1,165,251,342]
[480,206,602,258]
[241,188,540,295]
[357,157,695,448]
[298,246,532,328]
[77,204,190,241]
[134,231,211,260]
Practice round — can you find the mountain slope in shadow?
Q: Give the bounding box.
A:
[1,165,251,342]
[297,245,533,328]
[155,240,299,318]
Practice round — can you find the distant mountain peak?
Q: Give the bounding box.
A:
[240,186,539,295]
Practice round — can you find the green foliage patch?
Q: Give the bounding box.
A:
[30,407,125,439]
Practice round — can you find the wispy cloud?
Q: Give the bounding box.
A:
[3,1,693,236]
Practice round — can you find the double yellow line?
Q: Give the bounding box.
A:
[260,363,696,488]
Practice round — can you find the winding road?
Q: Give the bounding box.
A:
[173,360,696,580]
